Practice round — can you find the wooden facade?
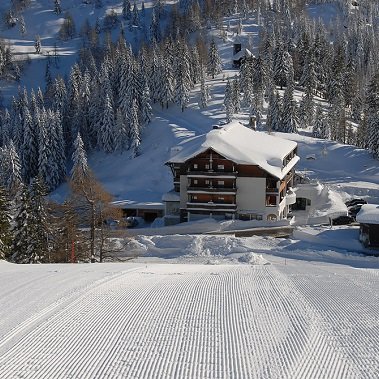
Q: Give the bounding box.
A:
[359,224,379,248]
[167,147,297,222]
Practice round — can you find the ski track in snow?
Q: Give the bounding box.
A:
[0,262,378,378]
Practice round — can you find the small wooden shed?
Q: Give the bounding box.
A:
[356,204,379,248]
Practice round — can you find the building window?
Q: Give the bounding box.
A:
[267,214,277,221]
[193,179,198,185]
[217,164,224,170]
[193,195,197,200]
[266,195,277,206]
[218,197,225,203]
[217,180,224,186]
[205,164,210,170]
[205,180,210,185]
[193,163,198,169]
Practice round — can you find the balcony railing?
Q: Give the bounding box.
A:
[187,202,237,211]
[187,170,237,177]
[187,187,236,194]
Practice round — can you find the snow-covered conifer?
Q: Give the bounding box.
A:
[199,68,210,109]
[174,44,191,112]
[282,84,298,133]
[71,133,89,185]
[54,0,62,15]
[207,39,222,79]
[129,99,141,157]
[232,76,241,114]
[273,41,292,89]
[12,185,30,263]
[0,141,22,195]
[19,16,26,37]
[266,91,282,132]
[98,94,116,153]
[115,108,129,152]
[141,83,152,125]
[34,35,41,54]
[26,176,50,263]
[132,1,140,26]
[312,105,328,139]
[0,186,12,260]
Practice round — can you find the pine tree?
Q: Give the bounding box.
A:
[159,57,174,109]
[199,69,210,109]
[123,0,132,19]
[174,45,191,112]
[38,109,52,188]
[0,109,11,146]
[34,35,41,54]
[141,83,152,125]
[0,186,12,260]
[132,1,140,26]
[19,16,26,36]
[0,140,22,196]
[54,0,62,15]
[312,105,328,139]
[71,133,89,185]
[298,87,315,128]
[232,76,241,114]
[150,8,161,43]
[99,94,116,153]
[129,99,141,157]
[207,39,222,79]
[266,91,282,132]
[368,115,379,158]
[115,108,129,152]
[282,84,298,133]
[12,185,30,263]
[27,176,50,263]
[273,41,292,89]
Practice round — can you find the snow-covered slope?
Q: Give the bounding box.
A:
[0,255,378,378]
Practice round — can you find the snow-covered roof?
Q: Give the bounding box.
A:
[166,122,299,179]
[233,48,253,60]
[112,200,164,209]
[162,191,180,202]
[356,204,379,225]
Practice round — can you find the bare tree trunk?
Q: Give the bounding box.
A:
[90,201,95,262]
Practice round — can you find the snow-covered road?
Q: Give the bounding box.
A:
[0,259,378,378]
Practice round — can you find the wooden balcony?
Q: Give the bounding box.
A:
[187,187,237,194]
[187,171,238,178]
[187,202,237,211]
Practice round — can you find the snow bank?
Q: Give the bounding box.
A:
[238,252,270,265]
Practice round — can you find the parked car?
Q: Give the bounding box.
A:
[345,198,367,208]
[331,215,354,225]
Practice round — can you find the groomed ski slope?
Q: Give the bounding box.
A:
[0,258,378,378]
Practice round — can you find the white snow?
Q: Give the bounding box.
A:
[356,204,379,225]
[1,248,379,378]
[167,121,299,179]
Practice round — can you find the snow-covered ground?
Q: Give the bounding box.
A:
[0,252,378,378]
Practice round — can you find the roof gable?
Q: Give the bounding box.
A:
[166,122,299,179]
